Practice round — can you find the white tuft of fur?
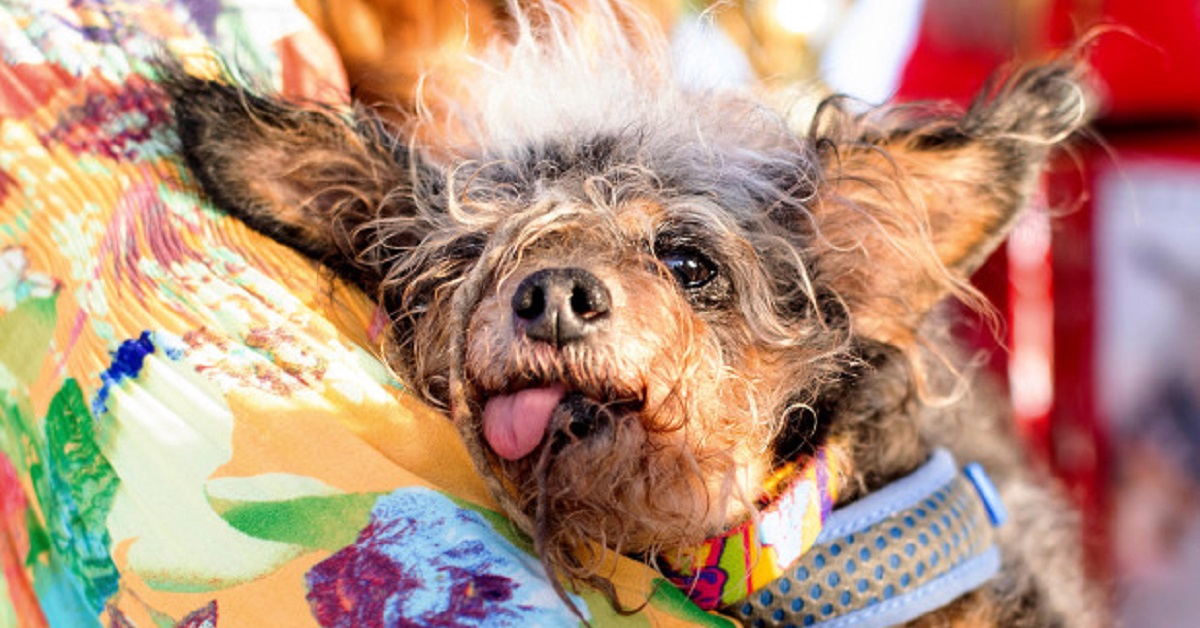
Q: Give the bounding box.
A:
[420,1,804,170]
[446,0,673,152]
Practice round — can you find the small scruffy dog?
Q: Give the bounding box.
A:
[168,1,1100,624]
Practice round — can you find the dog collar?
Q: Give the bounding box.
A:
[661,449,1009,627]
[659,447,841,610]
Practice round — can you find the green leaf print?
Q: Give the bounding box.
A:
[215,491,384,551]
[34,380,120,616]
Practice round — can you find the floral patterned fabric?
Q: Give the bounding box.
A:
[0,1,732,625]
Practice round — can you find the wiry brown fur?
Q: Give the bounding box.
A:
[165,1,1101,625]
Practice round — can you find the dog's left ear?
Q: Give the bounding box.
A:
[166,71,434,293]
[810,63,1088,345]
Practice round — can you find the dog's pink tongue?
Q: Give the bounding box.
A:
[482,385,566,460]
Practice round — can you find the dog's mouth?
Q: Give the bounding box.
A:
[481,384,643,460]
[482,386,566,460]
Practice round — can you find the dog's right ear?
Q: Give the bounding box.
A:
[166,72,432,292]
[805,63,1088,347]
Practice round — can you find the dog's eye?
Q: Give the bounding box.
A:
[661,250,717,289]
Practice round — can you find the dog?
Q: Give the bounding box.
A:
[166,1,1100,624]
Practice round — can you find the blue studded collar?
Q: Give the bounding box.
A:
[726,449,1009,627]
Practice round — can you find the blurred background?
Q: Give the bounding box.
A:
[295,0,1200,624]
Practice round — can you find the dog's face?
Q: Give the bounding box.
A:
[447,168,846,561]
[168,2,1086,591]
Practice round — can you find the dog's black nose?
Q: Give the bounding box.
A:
[512,268,611,347]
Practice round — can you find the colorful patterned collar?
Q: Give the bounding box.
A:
[658,447,840,610]
[659,449,1009,627]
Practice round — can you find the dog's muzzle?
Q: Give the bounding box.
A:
[512,267,611,348]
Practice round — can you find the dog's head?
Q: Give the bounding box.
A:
[169,0,1087,597]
